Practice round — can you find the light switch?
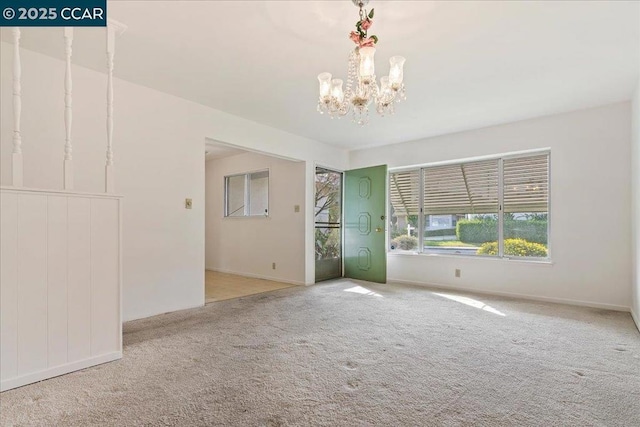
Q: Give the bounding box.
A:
[294,205,300,213]
[185,198,193,209]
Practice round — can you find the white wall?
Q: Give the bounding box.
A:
[1,40,348,320]
[205,152,305,284]
[351,103,633,310]
[632,80,640,328]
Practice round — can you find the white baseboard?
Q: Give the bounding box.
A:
[1,351,122,392]
[206,267,305,286]
[389,278,630,312]
[632,309,640,333]
[124,301,205,322]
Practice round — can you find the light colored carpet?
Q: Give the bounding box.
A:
[1,279,639,426]
[205,270,295,303]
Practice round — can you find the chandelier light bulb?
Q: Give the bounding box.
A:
[331,79,345,102]
[317,72,332,99]
[380,76,390,93]
[388,56,405,88]
[358,47,376,83]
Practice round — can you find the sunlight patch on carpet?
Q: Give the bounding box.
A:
[434,292,505,316]
[344,286,383,298]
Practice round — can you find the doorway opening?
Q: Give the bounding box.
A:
[315,167,343,282]
[204,139,303,302]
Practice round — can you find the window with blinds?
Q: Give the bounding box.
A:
[503,154,549,214]
[389,152,549,259]
[502,154,549,256]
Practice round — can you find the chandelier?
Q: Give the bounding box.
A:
[317,0,406,126]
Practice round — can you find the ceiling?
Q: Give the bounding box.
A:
[3,1,639,150]
[205,140,246,161]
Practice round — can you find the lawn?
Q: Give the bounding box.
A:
[424,240,478,247]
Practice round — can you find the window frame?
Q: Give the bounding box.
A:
[389,150,550,261]
[224,168,270,218]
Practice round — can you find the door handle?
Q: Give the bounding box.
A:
[375,227,383,232]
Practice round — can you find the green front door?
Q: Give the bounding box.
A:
[344,165,387,283]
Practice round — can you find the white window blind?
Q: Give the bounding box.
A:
[389,170,420,216]
[503,154,549,213]
[423,160,499,215]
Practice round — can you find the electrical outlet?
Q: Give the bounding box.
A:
[272,262,276,270]
[294,205,300,213]
[185,198,193,209]
[455,269,461,278]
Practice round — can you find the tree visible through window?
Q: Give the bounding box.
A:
[315,167,342,282]
[315,168,342,260]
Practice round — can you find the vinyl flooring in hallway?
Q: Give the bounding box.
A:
[205,270,296,303]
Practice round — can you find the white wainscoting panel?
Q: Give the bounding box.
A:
[90,198,120,355]
[0,192,18,381]
[67,197,92,362]
[0,187,122,392]
[47,195,68,367]
[17,194,48,376]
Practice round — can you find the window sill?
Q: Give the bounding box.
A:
[388,251,554,266]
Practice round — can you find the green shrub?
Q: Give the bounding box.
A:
[504,220,547,244]
[457,220,497,244]
[390,230,403,239]
[457,219,547,244]
[477,238,548,257]
[391,235,418,250]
